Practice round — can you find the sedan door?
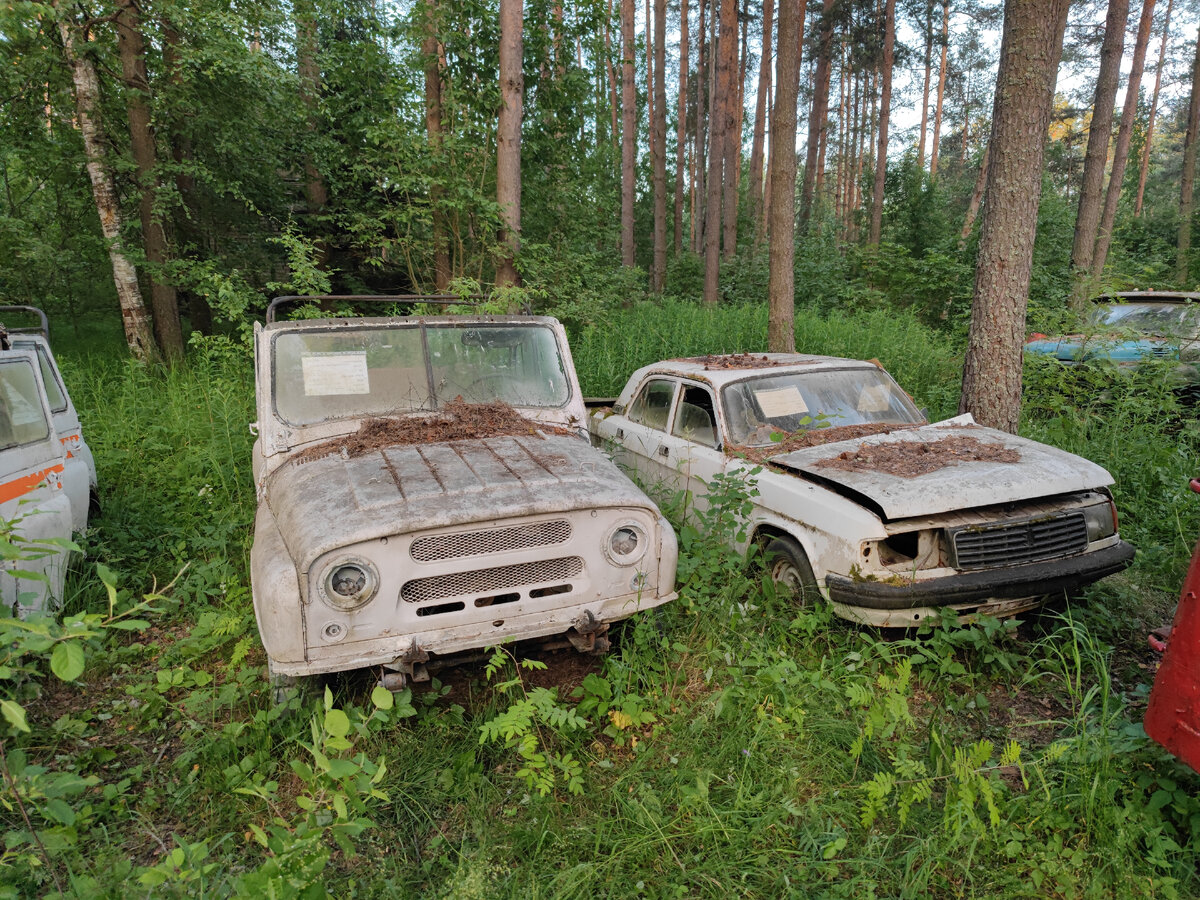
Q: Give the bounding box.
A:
[666,382,727,521]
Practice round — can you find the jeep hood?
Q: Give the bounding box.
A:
[769,423,1113,520]
[266,433,652,572]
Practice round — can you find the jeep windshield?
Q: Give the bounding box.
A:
[722,368,924,446]
[272,322,571,426]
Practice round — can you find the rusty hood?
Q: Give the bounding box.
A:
[265,433,651,573]
[768,424,1113,520]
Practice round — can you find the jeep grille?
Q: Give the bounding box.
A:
[410,519,572,562]
[951,513,1088,570]
[401,556,585,603]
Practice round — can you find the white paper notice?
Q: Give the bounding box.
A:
[301,352,370,396]
[754,386,807,417]
[857,383,892,413]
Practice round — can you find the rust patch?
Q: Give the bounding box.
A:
[728,423,915,463]
[673,352,791,370]
[291,399,572,465]
[813,435,1019,478]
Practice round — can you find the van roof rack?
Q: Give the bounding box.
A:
[265,294,510,324]
[0,306,49,338]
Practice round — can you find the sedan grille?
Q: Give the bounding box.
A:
[410,519,572,562]
[401,556,584,603]
[951,513,1088,571]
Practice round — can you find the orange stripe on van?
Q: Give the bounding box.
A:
[0,464,64,505]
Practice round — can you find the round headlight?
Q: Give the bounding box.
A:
[319,558,379,610]
[605,523,647,565]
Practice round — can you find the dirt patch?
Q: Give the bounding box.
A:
[291,399,571,465]
[727,423,914,463]
[812,435,1019,478]
[674,352,792,370]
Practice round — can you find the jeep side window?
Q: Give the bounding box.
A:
[627,379,676,432]
[0,360,50,450]
[671,384,719,448]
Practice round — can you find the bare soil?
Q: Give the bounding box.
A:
[813,435,1019,478]
[674,352,793,370]
[291,399,570,465]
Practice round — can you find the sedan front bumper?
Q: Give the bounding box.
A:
[825,540,1135,614]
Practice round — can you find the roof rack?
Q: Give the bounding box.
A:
[0,306,49,338]
[265,294,507,325]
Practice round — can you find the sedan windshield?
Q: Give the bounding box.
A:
[273,323,571,426]
[722,368,924,446]
[1096,303,1200,338]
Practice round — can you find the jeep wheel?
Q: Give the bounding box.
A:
[763,537,820,608]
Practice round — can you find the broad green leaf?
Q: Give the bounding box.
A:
[1,700,29,732]
[324,708,350,739]
[370,685,394,710]
[50,642,85,682]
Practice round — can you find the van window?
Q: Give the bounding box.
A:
[0,359,50,450]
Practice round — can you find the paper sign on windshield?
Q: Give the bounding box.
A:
[857,383,892,413]
[755,386,807,417]
[301,352,370,396]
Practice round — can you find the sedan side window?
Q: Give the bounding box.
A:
[627,379,676,431]
[671,385,719,448]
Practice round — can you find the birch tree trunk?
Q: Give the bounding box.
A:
[767,0,803,352]
[495,0,524,287]
[959,0,1069,433]
[1176,26,1200,284]
[652,0,668,291]
[55,13,159,362]
[868,0,895,245]
[1069,0,1128,288]
[620,0,636,266]
[116,0,183,361]
[1091,0,1157,280]
[1136,0,1172,216]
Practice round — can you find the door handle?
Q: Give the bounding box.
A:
[657,445,669,458]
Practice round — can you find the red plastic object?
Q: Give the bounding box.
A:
[1145,479,1200,772]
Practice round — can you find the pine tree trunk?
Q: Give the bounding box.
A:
[868,0,895,245]
[917,0,933,170]
[749,0,773,241]
[55,13,159,362]
[929,0,949,177]
[116,0,183,361]
[1176,26,1200,284]
[768,0,803,352]
[621,0,637,266]
[423,0,451,291]
[646,0,655,166]
[959,0,1070,433]
[721,0,741,259]
[704,0,736,303]
[652,0,668,290]
[1136,0,1173,216]
[1069,0,1129,285]
[605,0,620,158]
[675,0,690,255]
[693,0,709,254]
[959,144,990,245]
[800,0,836,229]
[1092,0,1157,280]
[496,0,524,287]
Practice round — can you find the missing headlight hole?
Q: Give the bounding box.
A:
[882,532,919,562]
[416,601,466,617]
[529,584,573,598]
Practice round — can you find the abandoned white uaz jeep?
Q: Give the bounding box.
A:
[250,297,678,691]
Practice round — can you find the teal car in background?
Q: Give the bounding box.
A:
[1026,292,1200,393]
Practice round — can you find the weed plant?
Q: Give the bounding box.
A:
[1,305,1198,897]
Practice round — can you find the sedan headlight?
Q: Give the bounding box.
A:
[318,557,379,610]
[605,523,647,565]
[1082,499,1118,542]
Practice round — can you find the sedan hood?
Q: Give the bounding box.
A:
[769,423,1113,520]
[266,433,651,572]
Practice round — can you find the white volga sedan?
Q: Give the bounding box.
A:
[590,353,1135,627]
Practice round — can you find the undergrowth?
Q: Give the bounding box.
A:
[0,303,1196,897]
